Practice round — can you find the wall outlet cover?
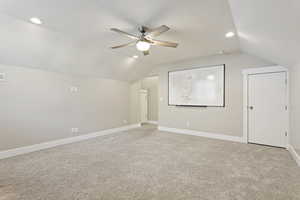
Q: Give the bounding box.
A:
[186,121,190,127]
[70,86,79,92]
[71,128,79,133]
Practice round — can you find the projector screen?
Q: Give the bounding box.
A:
[168,65,225,107]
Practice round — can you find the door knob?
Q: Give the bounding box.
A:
[248,106,254,110]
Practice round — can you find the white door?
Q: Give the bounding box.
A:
[140,91,148,123]
[248,72,287,147]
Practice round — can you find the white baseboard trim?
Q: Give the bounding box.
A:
[146,121,158,125]
[287,144,300,167]
[0,123,141,160]
[158,126,245,143]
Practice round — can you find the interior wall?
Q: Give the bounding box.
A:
[228,0,300,155]
[290,63,300,155]
[0,64,130,151]
[141,76,159,122]
[155,52,271,137]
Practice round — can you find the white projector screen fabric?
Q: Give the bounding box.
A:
[168,65,225,107]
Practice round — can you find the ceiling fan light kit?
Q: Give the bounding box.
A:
[136,41,151,51]
[110,25,178,56]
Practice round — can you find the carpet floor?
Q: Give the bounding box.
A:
[0,125,300,200]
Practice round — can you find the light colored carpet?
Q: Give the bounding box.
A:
[0,125,300,200]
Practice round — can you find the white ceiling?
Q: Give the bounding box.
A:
[0,0,239,81]
[228,0,300,67]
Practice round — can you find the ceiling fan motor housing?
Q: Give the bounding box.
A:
[110,25,178,56]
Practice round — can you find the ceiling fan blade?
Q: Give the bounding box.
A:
[110,41,137,49]
[146,25,170,37]
[150,39,178,48]
[110,28,139,40]
[143,50,150,56]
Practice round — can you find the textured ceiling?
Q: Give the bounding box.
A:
[0,0,239,81]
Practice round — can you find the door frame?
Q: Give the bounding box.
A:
[242,66,289,147]
[140,89,148,123]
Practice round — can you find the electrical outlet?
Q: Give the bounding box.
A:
[123,120,128,124]
[71,128,79,134]
[186,121,190,128]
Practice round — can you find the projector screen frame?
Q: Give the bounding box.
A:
[168,64,226,107]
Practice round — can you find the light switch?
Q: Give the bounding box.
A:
[70,86,79,92]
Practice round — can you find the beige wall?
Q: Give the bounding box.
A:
[289,62,300,155]
[0,64,130,151]
[156,52,271,137]
[141,77,159,121]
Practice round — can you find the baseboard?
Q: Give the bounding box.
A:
[0,123,141,160]
[287,144,300,167]
[146,121,158,125]
[158,126,245,143]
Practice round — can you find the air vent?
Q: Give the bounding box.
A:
[0,73,5,81]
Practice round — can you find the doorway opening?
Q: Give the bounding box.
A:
[140,76,159,126]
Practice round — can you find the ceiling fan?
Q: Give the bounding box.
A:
[110,25,178,56]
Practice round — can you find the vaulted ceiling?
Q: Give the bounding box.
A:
[229,0,300,68]
[0,0,298,81]
[0,0,239,81]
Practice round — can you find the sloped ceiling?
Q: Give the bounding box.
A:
[0,0,239,81]
[228,0,300,67]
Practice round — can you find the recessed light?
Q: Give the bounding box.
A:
[133,55,138,59]
[207,75,215,80]
[225,31,235,38]
[30,17,42,25]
